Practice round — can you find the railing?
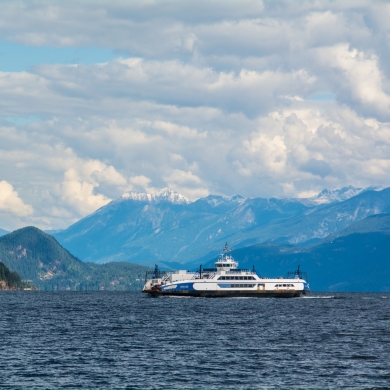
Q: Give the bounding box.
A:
[161,273,172,283]
[191,271,216,280]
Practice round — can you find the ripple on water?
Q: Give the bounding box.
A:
[0,291,389,389]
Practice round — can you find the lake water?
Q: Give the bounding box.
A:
[0,292,389,389]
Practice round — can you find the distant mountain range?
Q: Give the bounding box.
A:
[53,186,388,267]
[2,185,389,292]
[300,185,380,206]
[202,213,390,292]
[0,227,148,291]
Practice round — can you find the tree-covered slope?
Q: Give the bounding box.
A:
[0,261,32,290]
[0,227,148,291]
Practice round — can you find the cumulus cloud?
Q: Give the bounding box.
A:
[60,160,128,216]
[315,44,390,118]
[0,0,390,230]
[0,180,33,216]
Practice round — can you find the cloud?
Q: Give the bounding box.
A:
[0,0,390,230]
[315,44,390,118]
[0,180,33,216]
[60,160,128,216]
[300,158,332,178]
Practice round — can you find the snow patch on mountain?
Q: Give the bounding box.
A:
[203,194,246,207]
[120,188,190,205]
[301,185,382,206]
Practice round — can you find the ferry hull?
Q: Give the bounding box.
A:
[142,289,306,298]
[142,243,310,297]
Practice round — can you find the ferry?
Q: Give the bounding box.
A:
[142,243,310,297]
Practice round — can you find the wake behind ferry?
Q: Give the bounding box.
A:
[142,243,310,297]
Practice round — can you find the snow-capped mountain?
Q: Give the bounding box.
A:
[202,194,246,207]
[301,185,383,206]
[120,188,190,205]
[52,186,390,266]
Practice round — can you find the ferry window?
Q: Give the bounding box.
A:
[283,284,286,287]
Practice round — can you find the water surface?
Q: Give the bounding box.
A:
[0,292,389,389]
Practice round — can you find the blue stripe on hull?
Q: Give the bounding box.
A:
[143,290,303,298]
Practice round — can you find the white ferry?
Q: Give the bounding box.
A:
[142,243,310,297]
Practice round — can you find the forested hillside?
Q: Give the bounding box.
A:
[0,262,32,290]
[0,227,149,291]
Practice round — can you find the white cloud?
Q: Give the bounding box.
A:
[0,0,389,230]
[315,44,390,117]
[0,180,33,216]
[152,121,207,138]
[60,160,128,216]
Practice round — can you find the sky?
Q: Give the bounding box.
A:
[0,0,390,231]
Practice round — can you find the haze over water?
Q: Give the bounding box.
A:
[1,292,389,389]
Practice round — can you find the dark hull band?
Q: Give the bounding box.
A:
[142,290,307,298]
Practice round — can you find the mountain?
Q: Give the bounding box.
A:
[0,227,148,291]
[121,188,190,204]
[53,186,390,266]
[0,228,9,237]
[322,213,390,242]
[202,228,390,292]
[53,188,311,265]
[299,185,382,206]
[229,187,390,247]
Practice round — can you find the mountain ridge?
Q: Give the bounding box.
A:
[120,187,190,204]
[52,185,390,266]
[0,227,148,290]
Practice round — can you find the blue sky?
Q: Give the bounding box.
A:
[0,40,118,72]
[0,0,390,231]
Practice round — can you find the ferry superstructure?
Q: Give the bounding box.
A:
[142,243,310,297]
